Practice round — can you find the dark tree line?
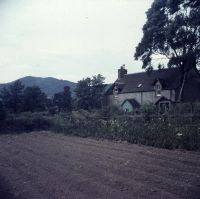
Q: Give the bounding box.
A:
[0,74,106,117]
[0,81,72,114]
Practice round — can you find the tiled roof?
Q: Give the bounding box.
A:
[106,68,181,95]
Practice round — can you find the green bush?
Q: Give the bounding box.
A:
[1,112,52,133]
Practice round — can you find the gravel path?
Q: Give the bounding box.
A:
[0,131,200,199]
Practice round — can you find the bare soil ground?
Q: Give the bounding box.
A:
[0,131,200,199]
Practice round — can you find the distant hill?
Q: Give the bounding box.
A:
[0,76,76,98]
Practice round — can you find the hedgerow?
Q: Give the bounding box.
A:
[0,104,200,151]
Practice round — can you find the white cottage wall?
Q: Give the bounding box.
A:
[106,89,175,107]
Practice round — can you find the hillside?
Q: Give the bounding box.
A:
[0,76,76,97]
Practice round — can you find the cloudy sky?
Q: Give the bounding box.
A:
[0,0,153,83]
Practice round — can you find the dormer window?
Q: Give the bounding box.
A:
[113,85,119,95]
[156,84,161,90]
[156,89,161,97]
[155,80,162,97]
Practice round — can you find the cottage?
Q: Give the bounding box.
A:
[105,65,200,112]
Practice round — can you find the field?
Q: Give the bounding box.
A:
[0,132,200,199]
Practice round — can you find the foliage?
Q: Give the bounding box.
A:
[0,81,49,113]
[99,106,125,118]
[1,103,200,151]
[49,110,200,150]
[140,103,158,120]
[0,101,6,121]
[135,0,200,101]
[0,80,25,113]
[23,86,47,112]
[53,86,72,112]
[48,105,200,151]
[74,74,105,110]
[0,112,51,133]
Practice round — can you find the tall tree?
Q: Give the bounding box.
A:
[53,86,72,112]
[0,80,24,113]
[0,101,6,121]
[74,77,92,110]
[75,74,105,110]
[23,86,47,112]
[135,0,200,101]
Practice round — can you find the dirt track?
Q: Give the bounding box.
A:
[0,131,200,199]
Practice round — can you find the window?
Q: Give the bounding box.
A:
[113,85,119,100]
[113,85,118,94]
[156,84,161,90]
[155,82,162,97]
[156,89,161,96]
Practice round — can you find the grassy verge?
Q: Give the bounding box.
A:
[0,110,200,151]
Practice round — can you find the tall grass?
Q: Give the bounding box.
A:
[50,109,200,150]
[1,103,200,150]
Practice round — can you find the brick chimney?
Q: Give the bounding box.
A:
[118,64,127,79]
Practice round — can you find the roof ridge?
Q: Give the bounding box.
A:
[125,67,179,76]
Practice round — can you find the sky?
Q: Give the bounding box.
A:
[0,0,153,83]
